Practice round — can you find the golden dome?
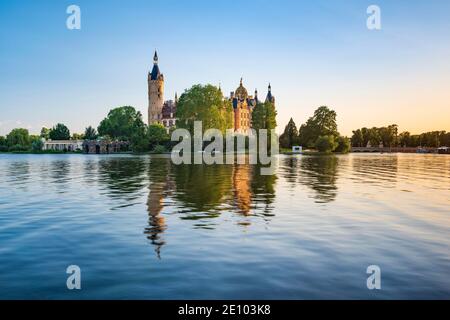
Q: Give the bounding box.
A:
[235,78,248,100]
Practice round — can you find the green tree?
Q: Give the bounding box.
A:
[252,101,277,131]
[98,106,145,141]
[6,128,31,148]
[298,106,339,148]
[440,132,450,147]
[361,127,370,147]
[351,129,364,147]
[49,123,70,140]
[71,133,84,140]
[389,124,399,146]
[298,121,317,148]
[312,106,338,137]
[252,101,277,150]
[0,136,7,152]
[84,126,98,140]
[367,127,381,146]
[176,84,233,135]
[315,135,338,153]
[148,124,169,150]
[398,131,411,147]
[334,136,351,153]
[378,124,398,147]
[129,128,149,152]
[409,135,420,147]
[279,118,299,148]
[30,135,41,144]
[31,139,44,151]
[40,127,50,139]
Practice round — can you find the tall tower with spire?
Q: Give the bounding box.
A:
[148,50,164,125]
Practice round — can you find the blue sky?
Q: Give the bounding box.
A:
[1,0,449,135]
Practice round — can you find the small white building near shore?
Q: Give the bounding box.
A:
[43,139,83,152]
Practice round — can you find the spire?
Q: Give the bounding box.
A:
[240,77,243,86]
[254,89,258,102]
[150,50,161,80]
[265,83,274,103]
[175,92,178,104]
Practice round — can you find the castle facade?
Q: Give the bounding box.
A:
[229,78,275,133]
[148,51,275,133]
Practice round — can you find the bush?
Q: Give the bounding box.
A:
[31,139,44,152]
[152,144,167,153]
[334,136,351,153]
[130,131,149,152]
[8,144,29,152]
[0,145,8,152]
[315,135,337,153]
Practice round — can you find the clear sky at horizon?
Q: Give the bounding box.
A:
[1,0,449,136]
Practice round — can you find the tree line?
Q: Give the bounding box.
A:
[351,126,450,148]
[4,83,447,153]
[1,84,277,153]
[0,124,82,152]
[279,106,351,153]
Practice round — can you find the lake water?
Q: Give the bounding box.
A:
[0,153,449,299]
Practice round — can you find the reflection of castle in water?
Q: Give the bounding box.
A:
[145,158,172,259]
[146,182,167,259]
[144,158,277,258]
[233,165,252,215]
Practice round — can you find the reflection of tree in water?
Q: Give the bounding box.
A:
[145,157,172,259]
[351,155,398,188]
[300,156,339,203]
[50,160,70,184]
[280,156,300,188]
[173,164,233,217]
[6,160,30,189]
[173,162,277,224]
[250,164,277,216]
[97,157,147,204]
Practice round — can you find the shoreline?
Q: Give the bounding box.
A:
[1,151,447,156]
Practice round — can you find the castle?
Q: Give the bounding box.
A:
[148,51,275,133]
[147,51,177,130]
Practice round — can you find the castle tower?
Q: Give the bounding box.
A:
[148,51,164,125]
